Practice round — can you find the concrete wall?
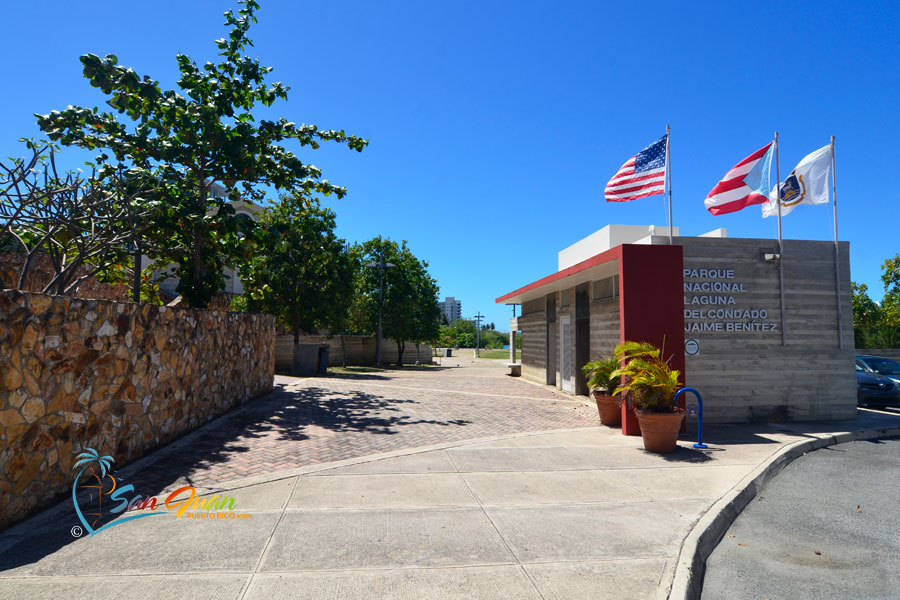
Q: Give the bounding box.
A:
[274,335,433,371]
[520,289,621,391]
[519,297,547,385]
[589,297,619,360]
[675,237,855,423]
[858,349,900,362]
[0,290,275,529]
[558,225,678,271]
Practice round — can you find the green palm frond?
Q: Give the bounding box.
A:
[582,357,621,393]
[611,341,681,413]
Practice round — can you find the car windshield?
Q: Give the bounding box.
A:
[865,358,900,375]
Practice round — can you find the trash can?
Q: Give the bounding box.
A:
[291,344,319,376]
[444,348,452,357]
[317,345,330,375]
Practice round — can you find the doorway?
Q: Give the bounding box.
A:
[575,283,590,395]
[560,315,572,393]
[546,293,556,386]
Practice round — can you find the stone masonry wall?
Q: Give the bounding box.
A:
[0,290,275,529]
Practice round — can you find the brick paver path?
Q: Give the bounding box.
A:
[125,362,597,495]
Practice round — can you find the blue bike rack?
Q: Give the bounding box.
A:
[674,387,707,449]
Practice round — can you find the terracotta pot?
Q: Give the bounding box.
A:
[592,390,621,427]
[635,409,685,453]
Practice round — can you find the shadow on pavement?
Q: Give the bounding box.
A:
[658,446,716,464]
[0,380,472,573]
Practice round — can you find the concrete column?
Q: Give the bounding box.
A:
[509,317,518,363]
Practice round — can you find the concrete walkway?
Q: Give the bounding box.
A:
[3,406,900,599]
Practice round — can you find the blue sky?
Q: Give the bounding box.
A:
[2,0,898,330]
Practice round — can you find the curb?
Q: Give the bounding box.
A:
[667,424,900,600]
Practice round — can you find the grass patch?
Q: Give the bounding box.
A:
[330,366,389,374]
[477,349,522,360]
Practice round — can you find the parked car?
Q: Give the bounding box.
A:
[856,355,900,387]
[856,361,900,407]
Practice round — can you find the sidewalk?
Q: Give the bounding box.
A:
[3,409,899,599]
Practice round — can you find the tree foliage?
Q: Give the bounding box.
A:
[237,196,355,343]
[357,238,441,366]
[36,0,366,307]
[852,255,900,349]
[439,319,508,349]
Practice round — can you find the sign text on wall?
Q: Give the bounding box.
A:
[683,268,778,333]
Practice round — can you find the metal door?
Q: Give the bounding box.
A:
[560,315,573,393]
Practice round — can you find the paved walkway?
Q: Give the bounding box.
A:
[2,360,900,599]
[100,360,596,494]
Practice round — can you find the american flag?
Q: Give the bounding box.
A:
[605,135,668,202]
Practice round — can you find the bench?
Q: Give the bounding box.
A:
[505,363,522,377]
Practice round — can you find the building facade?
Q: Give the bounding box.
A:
[498,225,855,425]
[440,296,462,324]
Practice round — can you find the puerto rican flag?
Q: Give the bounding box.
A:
[704,142,774,215]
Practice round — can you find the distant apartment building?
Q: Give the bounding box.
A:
[440,296,462,323]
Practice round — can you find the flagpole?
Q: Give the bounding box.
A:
[831,135,843,349]
[666,124,673,245]
[774,131,787,346]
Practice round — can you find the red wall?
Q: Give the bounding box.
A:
[618,244,685,434]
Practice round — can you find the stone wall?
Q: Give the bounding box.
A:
[0,290,275,529]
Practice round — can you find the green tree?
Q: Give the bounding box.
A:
[36,1,366,307]
[852,255,900,349]
[438,324,456,348]
[882,255,900,294]
[879,255,900,347]
[358,237,441,367]
[238,197,355,344]
[447,319,477,347]
[851,282,883,349]
[481,329,507,349]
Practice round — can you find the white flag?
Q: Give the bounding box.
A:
[762,144,832,218]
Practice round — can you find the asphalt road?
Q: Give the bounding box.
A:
[702,437,900,599]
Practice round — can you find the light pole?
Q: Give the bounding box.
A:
[365,252,395,367]
[473,312,484,358]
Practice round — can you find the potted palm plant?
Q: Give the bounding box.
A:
[582,357,622,426]
[611,341,683,453]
